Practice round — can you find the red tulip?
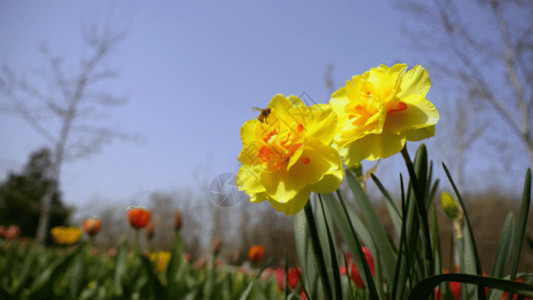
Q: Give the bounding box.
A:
[127,208,151,229]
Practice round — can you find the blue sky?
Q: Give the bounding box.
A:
[0,1,523,209]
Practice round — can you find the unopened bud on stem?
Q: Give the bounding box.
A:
[174,210,182,231]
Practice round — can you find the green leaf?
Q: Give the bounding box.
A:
[26,245,84,299]
[510,168,531,281]
[303,200,333,300]
[371,174,403,238]
[317,195,342,299]
[140,254,168,300]
[442,163,486,299]
[408,273,533,300]
[294,209,319,298]
[491,212,516,279]
[331,189,380,300]
[113,239,128,297]
[345,169,397,284]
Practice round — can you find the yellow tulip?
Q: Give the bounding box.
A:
[330,64,439,166]
[51,226,82,245]
[237,94,344,215]
[149,251,171,273]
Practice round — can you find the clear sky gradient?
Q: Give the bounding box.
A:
[0,1,522,209]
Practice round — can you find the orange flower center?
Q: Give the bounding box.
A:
[257,123,305,172]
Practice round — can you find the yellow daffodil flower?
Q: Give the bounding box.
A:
[330,64,439,166]
[237,94,344,215]
[51,226,82,245]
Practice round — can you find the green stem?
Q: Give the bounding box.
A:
[400,146,434,276]
[304,200,333,300]
[133,229,140,257]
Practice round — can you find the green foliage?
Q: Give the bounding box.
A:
[0,147,70,243]
[0,235,282,300]
[293,144,533,300]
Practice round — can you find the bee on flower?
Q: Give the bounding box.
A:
[237,94,344,215]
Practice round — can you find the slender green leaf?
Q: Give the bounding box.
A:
[345,169,397,284]
[443,162,486,300]
[491,212,516,279]
[294,210,319,298]
[510,168,531,281]
[408,273,533,300]
[333,189,380,300]
[303,201,333,300]
[371,174,403,237]
[317,194,342,300]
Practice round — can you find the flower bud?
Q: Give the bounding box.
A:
[174,210,182,230]
[146,222,154,239]
[212,236,221,255]
[248,245,266,263]
[441,192,460,221]
[83,217,102,237]
[127,207,151,229]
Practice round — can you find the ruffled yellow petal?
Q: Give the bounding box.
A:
[305,104,337,144]
[286,139,343,190]
[385,94,439,134]
[237,93,343,215]
[330,64,438,164]
[405,125,436,141]
[236,165,265,195]
[397,65,431,98]
[341,132,406,166]
[267,186,312,215]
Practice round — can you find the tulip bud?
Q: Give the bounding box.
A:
[146,222,154,239]
[248,245,266,263]
[83,217,102,237]
[212,236,221,255]
[174,210,182,230]
[127,207,151,229]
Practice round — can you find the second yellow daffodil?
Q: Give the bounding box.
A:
[237,94,344,215]
[330,64,439,167]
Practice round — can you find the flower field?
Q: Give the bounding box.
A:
[1,64,533,299]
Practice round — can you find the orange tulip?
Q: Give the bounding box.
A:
[83,218,101,236]
[248,245,266,263]
[127,208,151,229]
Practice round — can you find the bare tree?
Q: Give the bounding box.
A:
[0,18,131,244]
[396,0,533,167]
[438,90,487,189]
